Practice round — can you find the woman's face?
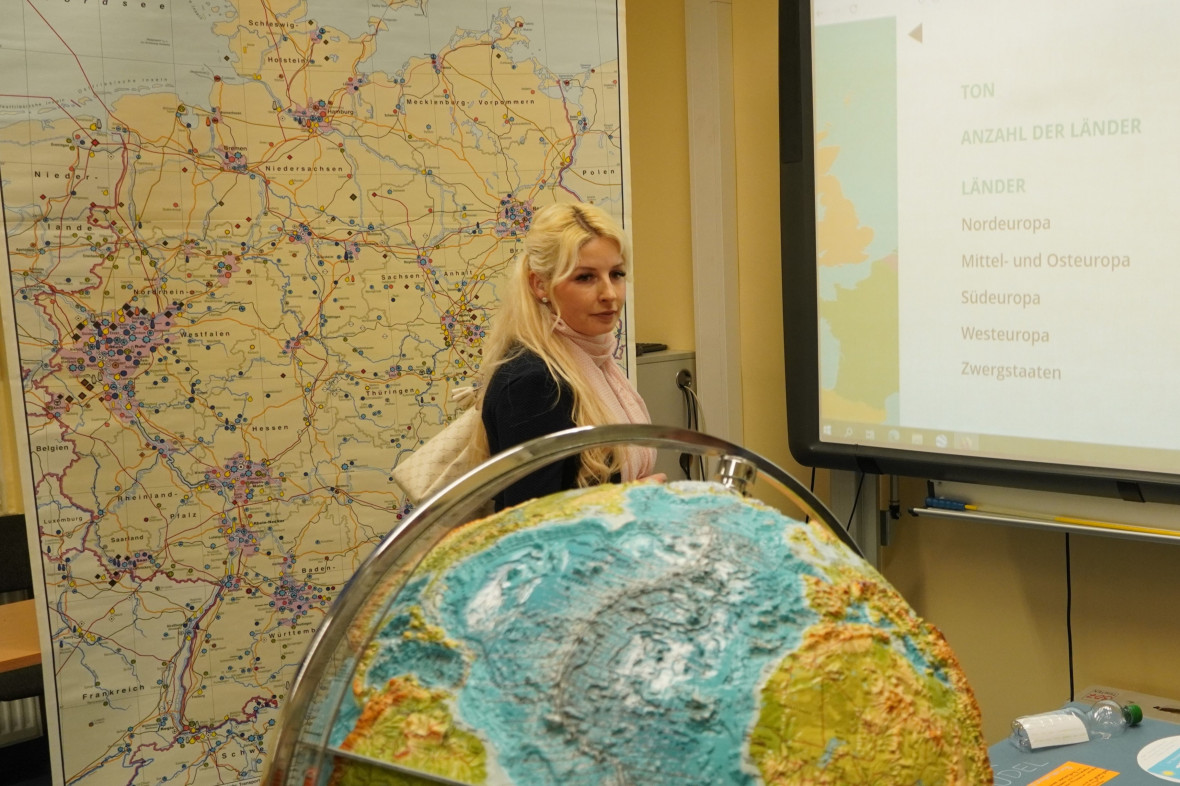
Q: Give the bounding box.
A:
[546,237,626,336]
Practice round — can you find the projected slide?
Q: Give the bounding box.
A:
[812,0,1180,475]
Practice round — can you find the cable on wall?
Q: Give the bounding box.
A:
[677,370,706,480]
[1065,533,1075,701]
[845,470,865,533]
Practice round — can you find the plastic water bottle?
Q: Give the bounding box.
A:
[1008,700,1143,751]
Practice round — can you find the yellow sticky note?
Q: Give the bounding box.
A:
[1030,761,1119,786]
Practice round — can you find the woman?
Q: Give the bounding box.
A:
[476,202,661,510]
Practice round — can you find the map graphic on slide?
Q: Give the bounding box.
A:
[0,1,625,782]
[814,16,899,425]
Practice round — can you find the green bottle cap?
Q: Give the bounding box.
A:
[1124,703,1144,726]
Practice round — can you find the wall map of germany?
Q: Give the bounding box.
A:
[0,0,625,782]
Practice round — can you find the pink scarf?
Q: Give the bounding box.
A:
[553,320,657,481]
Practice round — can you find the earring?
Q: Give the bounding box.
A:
[541,296,549,303]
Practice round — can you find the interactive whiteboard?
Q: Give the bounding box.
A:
[780,0,1180,502]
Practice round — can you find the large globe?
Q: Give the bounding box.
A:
[325,480,991,785]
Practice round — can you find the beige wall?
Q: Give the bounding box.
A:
[882,480,1180,743]
[624,0,824,506]
[629,0,1180,747]
[624,1,696,353]
[732,1,829,515]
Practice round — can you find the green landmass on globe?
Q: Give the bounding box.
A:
[322,480,991,785]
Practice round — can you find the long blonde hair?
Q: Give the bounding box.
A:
[476,202,633,485]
